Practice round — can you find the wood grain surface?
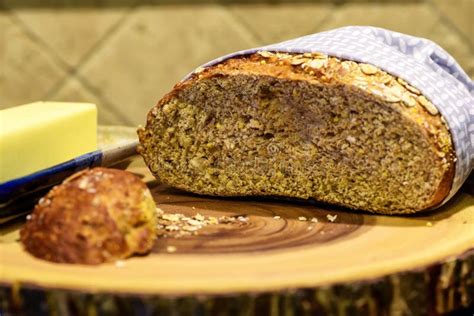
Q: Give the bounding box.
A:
[0,163,473,315]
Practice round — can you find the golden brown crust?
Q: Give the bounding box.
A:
[139,52,455,213]
[428,162,455,208]
[20,168,157,264]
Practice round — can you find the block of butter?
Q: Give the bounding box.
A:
[0,102,97,183]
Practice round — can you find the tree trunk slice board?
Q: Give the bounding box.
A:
[0,163,473,316]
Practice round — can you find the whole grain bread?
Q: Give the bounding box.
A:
[138,52,455,214]
[20,168,157,264]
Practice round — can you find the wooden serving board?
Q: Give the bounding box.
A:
[1,161,473,316]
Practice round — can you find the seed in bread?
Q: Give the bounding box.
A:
[137,52,454,214]
[20,168,157,264]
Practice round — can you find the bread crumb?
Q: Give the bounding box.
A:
[326,214,338,222]
[166,246,177,253]
[115,260,126,268]
[426,221,433,227]
[273,215,281,219]
[298,216,307,221]
[311,217,318,223]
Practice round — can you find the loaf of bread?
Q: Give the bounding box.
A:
[138,51,455,214]
[20,168,157,264]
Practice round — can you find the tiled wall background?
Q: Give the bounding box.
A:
[1,0,472,126]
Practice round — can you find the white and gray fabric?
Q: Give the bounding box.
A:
[187,26,474,207]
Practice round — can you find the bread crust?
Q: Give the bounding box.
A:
[139,52,455,213]
[20,168,157,264]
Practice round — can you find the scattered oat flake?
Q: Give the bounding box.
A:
[417,96,438,115]
[298,216,307,221]
[219,216,237,223]
[115,260,126,268]
[311,217,318,223]
[307,59,326,69]
[276,53,291,59]
[166,225,180,231]
[163,214,182,222]
[360,63,378,75]
[273,216,281,219]
[257,51,273,58]
[166,246,177,253]
[426,221,433,227]
[398,78,421,94]
[397,77,408,86]
[157,211,237,238]
[405,84,421,95]
[192,206,196,210]
[380,74,392,84]
[307,226,313,231]
[237,216,248,222]
[78,178,88,189]
[194,66,205,74]
[183,225,199,232]
[326,214,338,222]
[194,214,205,221]
[187,219,203,226]
[402,94,416,107]
[290,58,305,65]
[208,217,219,225]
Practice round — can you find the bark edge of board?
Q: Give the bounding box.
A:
[2,248,473,316]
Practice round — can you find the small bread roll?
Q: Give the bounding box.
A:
[20,168,157,264]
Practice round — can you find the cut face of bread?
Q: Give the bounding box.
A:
[138,53,454,214]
